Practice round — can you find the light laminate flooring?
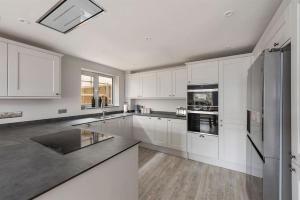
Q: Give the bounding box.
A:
[138,147,262,200]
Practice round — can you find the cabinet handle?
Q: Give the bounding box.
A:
[274,42,279,47]
[290,167,296,173]
[290,153,296,160]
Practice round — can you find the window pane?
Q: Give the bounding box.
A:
[98,75,113,106]
[81,75,94,106]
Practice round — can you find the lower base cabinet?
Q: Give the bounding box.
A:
[74,116,133,139]
[152,117,168,146]
[187,132,219,159]
[133,116,187,151]
[168,119,187,151]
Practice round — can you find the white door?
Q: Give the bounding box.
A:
[291,0,300,168]
[157,70,173,97]
[74,121,102,132]
[219,56,251,168]
[292,163,300,200]
[188,132,219,159]
[152,117,168,146]
[120,116,133,138]
[127,74,141,98]
[133,116,153,143]
[187,61,219,84]
[173,67,187,98]
[168,119,187,151]
[7,44,60,97]
[100,119,120,136]
[0,42,7,96]
[141,72,157,98]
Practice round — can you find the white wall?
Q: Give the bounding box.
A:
[133,99,186,112]
[0,55,125,125]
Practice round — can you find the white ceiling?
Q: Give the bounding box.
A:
[0,0,282,71]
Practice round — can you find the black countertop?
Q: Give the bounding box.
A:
[0,118,139,200]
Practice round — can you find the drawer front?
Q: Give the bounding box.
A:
[188,132,219,159]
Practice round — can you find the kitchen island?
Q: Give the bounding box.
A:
[0,117,140,200]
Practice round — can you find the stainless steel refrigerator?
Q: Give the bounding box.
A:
[246,44,291,200]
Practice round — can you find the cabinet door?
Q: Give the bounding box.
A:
[74,121,102,132]
[152,117,168,146]
[127,74,141,98]
[292,163,300,200]
[173,67,187,98]
[168,119,187,151]
[220,124,247,167]
[0,42,7,96]
[133,116,153,143]
[188,132,218,159]
[219,57,251,125]
[120,116,133,138]
[141,72,157,98]
[187,61,219,84]
[157,70,173,97]
[7,44,60,97]
[219,57,251,167]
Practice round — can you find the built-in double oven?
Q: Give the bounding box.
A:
[187,84,219,136]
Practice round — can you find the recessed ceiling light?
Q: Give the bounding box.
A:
[224,10,234,17]
[18,18,31,24]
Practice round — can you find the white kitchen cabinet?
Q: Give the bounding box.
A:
[157,67,187,98]
[173,67,187,98]
[291,0,300,170]
[141,72,157,98]
[133,116,153,143]
[265,3,291,50]
[218,56,251,168]
[0,42,7,96]
[152,117,168,146]
[157,70,173,97]
[100,119,120,135]
[188,132,218,159]
[74,121,102,132]
[187,61,219,84]
[119,116,133,138]
[292,163,300,200]
[168,119,187,151]
[127,74,141,98]
[7,44,61,97]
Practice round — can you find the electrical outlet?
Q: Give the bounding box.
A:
[58,109,67,114]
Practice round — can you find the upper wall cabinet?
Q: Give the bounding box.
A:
[157,67,187,98]
[7,44,61,97]
[0,42,7,96]
[186,61,219,85]
[141,72,157,98]
[126,66,186,99]
[127,74,142,98]
[0,37,63,98]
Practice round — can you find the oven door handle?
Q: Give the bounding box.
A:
[187,110,218,115]
[187,89,218,92]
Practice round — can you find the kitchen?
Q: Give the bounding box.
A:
[0,0,300,200]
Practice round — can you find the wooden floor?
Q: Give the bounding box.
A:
[138,147,262,200]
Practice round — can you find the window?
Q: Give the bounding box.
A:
[81,71,114,109]
[81,75,94,107]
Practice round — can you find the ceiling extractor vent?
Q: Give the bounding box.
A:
[37,0,104,33]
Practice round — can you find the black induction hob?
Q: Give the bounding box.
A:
[31,129,114,155]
